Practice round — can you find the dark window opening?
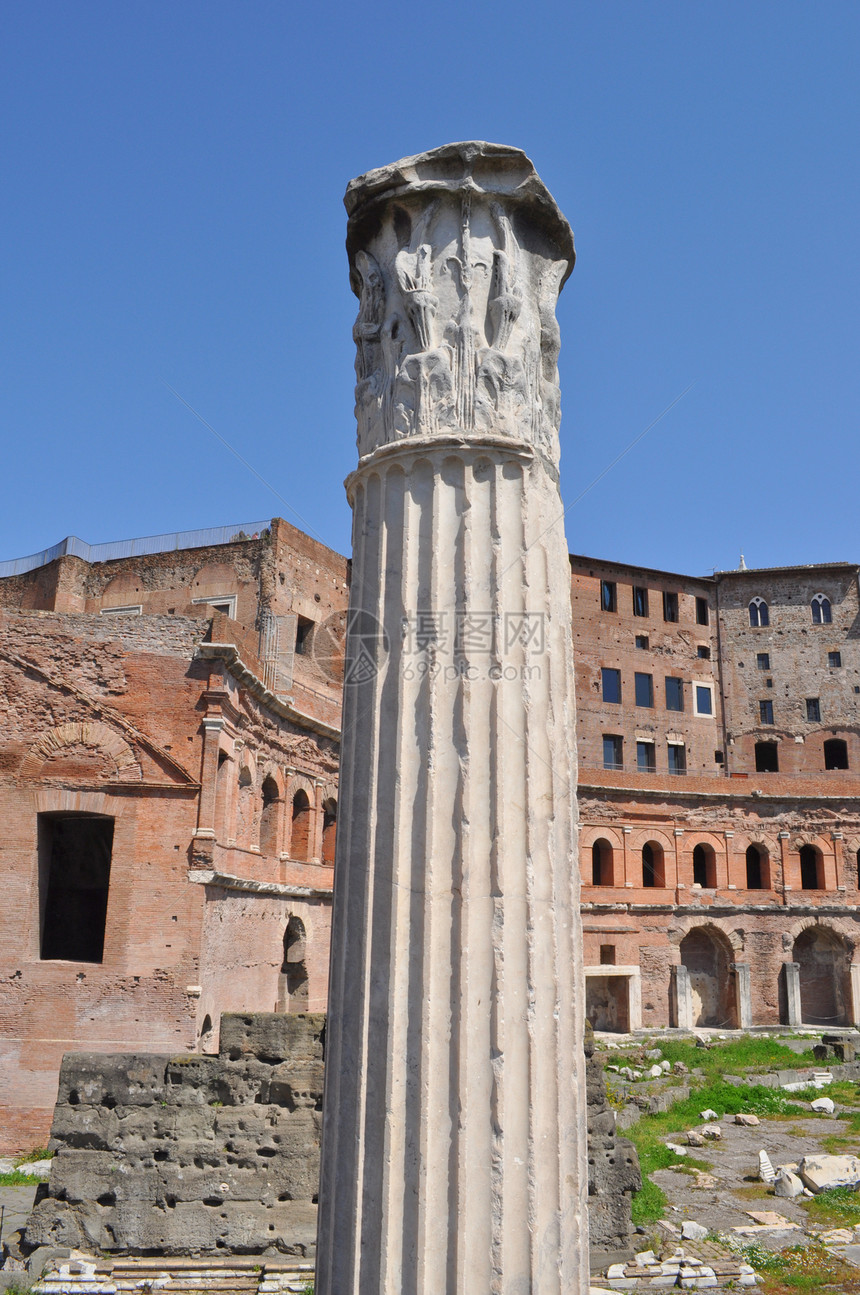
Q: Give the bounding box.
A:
[696,597,709,626]
[637,741,656,773]
[295,616,314,655]
[667,743,686,776]
[602,734,623,771]
[599,944,616,965]
[635,634,649,650]
[746,844,765,890]
[756,653,770,670]
[766,678,774,688]
[828,651,842,668]
[632,586,649,617]
[799,844,823,890]
[759,699,774,725]
[663,591,679,623]
[600,580,617,613]
[806,698,821,723]
[824,738,849,771]
[591,839,614,886]
[692,843,714,888]
[601,668,621,704]
[665,676,684,711]
[714,749,724,764]
[811,595,832,625]
[755,741,779,772]
[749,598,769,627]
[697,645,711,659]
[39,814,113,963]
[642,842,664,887]
[634,672,653,708]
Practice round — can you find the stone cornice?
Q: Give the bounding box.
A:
[187,868,333,900]
[196,643,341,740]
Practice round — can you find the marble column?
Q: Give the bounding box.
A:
[315,142,589,1294]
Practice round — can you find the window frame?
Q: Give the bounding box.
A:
[634,671,654,708]
[636,740,656,773]
[749,597,769,628]
[662,591,679,623]
[756,652,770,671]
[192,594,238,619]
[602,734,623,771]
[693,680,715,717]
[806,698,821,723]
[632,586,649,617]
[600,580,617,613]
[759,699,774,725]
[667,741,687,776]
[601,667,622,704]
[665,676,684,712]
[828,650,842,668]
[811,593,832,625]
[695,596,710,626]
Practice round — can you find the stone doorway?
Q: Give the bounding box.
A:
[793,925,851,1026]
[680,927,738,1028]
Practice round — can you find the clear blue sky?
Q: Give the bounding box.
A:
[2,2,857,575]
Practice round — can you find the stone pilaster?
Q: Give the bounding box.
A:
[316,142,588,1294]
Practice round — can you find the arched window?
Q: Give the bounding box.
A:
[799,844,823,890]
[746,843,768,890]
[811,593,832,625]
[591,839,614,887]
[291,789,312,861]
[749,597,769,627]
[259,776,280,857]
[824,738,849,771]
[322,798,337,866]
[642,841,665,888]
[692,843,715,888]
[755,741,779,773]
[278,915,309,1012]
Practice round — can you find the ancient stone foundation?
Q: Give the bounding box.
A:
[584,1025,641,1265]
[21,1014,323,1258]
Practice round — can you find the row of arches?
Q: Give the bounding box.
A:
[590,838,773,890]
[680,923,853,1029]
[215,755,337,863]
[586,833,860,892]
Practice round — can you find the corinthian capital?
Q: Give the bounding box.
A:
[345,141,575,463]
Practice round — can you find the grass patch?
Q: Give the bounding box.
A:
[739,1240,860,1292]
[0,1169,44,1185]
[630,1176,666,1226]
[15,1146,50,1165]
[803,1185,860,1228]
[624,1036,818,1084]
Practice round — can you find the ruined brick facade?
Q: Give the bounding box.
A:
[2,521,859,1152]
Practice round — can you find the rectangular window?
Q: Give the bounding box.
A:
[667,743,686,776]
[759,699,774,725]
[663,591,679,622]
[636,741,656,773]
[694,683,714,716]
[828,651,842,668]
[665,676,684,711]
[599,944,616,965]
[632,586,649,617]
[635,634,649,650]
[295,616,314,655]
[634,672,654,707]
[756,652,770,670]
[600,580,617,613]
[695,596,709,626]
[601,668,622,704]
[39,814,114,963]
[603,734,623,770]
[806,698,821,722]
[697,645,710,659]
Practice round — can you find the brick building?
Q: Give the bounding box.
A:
[0,519,346,1151]
[2,519,859,1151]
[575,554,860,1038]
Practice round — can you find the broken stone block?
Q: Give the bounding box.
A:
[686,1131,706,1147]
[701,1123,722,1140]
[734,1113,760,1126]
[649,1064,664,1079]
[798,1153,860,1193]
[810,1096,835,1114]
[773,1168,804,1198]
[758,1150,776,1183]
[681,1220,709,1240]
[699,1108,718,1121]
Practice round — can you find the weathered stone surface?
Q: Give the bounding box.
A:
[798,1153,860,1193]
[773,1168,804,1198]
[22,1013,325,1257]
[585,1025,641,1260]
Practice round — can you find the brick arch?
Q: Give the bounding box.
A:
[580,825,624,853]
[786,915,857,957]
[21,722,141,781]
[259,765,286,800]
[287,772,316,803]
[627,827,674,855]
[679,922,741,1027]
[670,917,744,954]
[288,774,317,862]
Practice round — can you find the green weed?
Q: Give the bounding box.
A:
[803,1185,860,1228]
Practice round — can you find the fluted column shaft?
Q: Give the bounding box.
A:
[316,143,588,1295]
